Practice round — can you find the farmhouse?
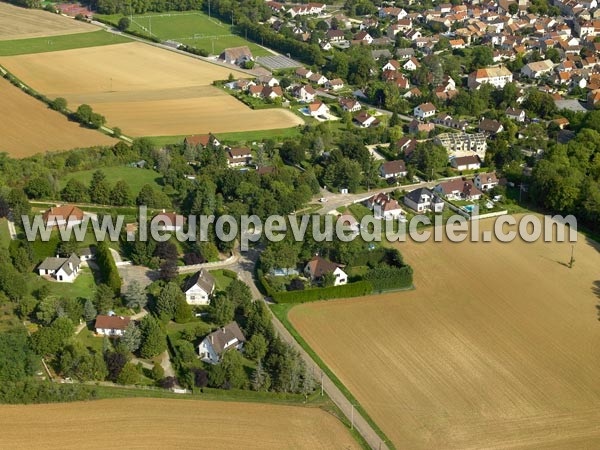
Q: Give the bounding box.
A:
[403,188,445,213]
[36,253,82,283]
[467,66,513,89]
[451,155,481,171]
[43,205,84,228]
[198,322,246,364]
[413,102,436,119]
[183,269,216,305]
[380,160,408,179]
[434,179,483,201]
[95,314,131,336]
[184,133,220,149]
[152,212,187,231]
[474,172,499,190]
[218,46,254,66]
[304,256,348,286]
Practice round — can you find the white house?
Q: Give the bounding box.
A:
[403,57,420,71]
[505,107,525,122]
[467,66,513,89]
[152,212,187,232]
[339,97,361,112]
[521,60,554,78]
[403,188,445,213]
[414,102,436,119]
[304,255,348,286]
[37,253,82,283]
[292,84,316,103]
[183,269,216,305]
[380,160,408,179]
[309,72,328,85]
[474,172,499,191]
[307,101,330,117]
[95,314,131,336]
[326,78,345,90]
[218,46,254,66]
[198,322,246,364]
[382,59,400,71]
[227,147,252,167]
[434,179,483,201]
[375,197,405,220]
[451,155,481,171]
[354,111,380,128]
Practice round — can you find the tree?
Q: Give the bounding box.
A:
[112,127,122,138]
[321,271,336,287]
[59,343,107,381]
[139,316,166,358]
[30,317,74,356]
[121,321,141,353]
[244,333,267,361]
[117,17,130,31]
[25,176,53,199]
[89,170,111,205]
[51,97,67,112]
[110,180,132,206]
[208,349,246,389]
[151,361,164,380]
[61,178,88,203]
[83,299,97,322]
[251,359,270,391]
[75,104,93,123]
[94,284,115,314]
[156,282,184,320]
[124,280,147,310]
[117,362,140,385]
[508,3,518,14]
[212,294,235,326]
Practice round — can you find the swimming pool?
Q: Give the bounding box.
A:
[464,205,475,213]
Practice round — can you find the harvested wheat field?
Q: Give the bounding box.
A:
[0,398,359,449]
[0,76,115,157]
[0,42,303,136]
[0,2,96,41]
[290,216,600,449]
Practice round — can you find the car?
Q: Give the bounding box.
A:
[319,197,328,203]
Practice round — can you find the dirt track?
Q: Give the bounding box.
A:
[0,76,115,157]
[290,216,600,449]
[0,3,97,41]
[0,42,303,136]
[0,398,359,449]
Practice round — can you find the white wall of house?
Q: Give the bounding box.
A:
[185,285,211,305]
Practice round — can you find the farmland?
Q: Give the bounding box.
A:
[289,216,600,449]
[0,76,116,157]
[0,42,303,137]
[98,11,271,56]
[0,2,96,41]
[0,398,359,449]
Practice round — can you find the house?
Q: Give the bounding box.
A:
[304,255,348,286]
[505,107,525,122]
[36,253,82,283]
[227,147,252,167]
[413,102,436,119]
[307,101,330,117]
[152,212,186,231]
[408,119,434,135]
[382,60,401,71]
[467,66,513,89]
[43,205,84,228]
[434,179,483,200]
[257,75,279,87]
[521,59,554,78]
[248,85,263,98]
[326,78,344,90]
[326,29,345,41]
[474,172,499,190]
[339,97,361,112]
[380,160,408,179]
[403,188,445,213]
[184,133,220,149]
[366,193,405,220]
[261,85,283,99]
[295,67,313,79]
[308,72,328,85]
[95,314,131,336]
[397,136,417,156]
[218,46,253,65]
[553,117,569,129]
[354,30,373,44]
[451,155,481,171]
[183,269,216,305]
[354,111,380,128]
[403,57,421,71]
[478,118,504,135]
[292,84,316,103]
[337,212,359,234]
[198,322,246,364]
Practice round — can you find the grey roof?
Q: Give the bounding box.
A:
[183,269,215,294]
[205,322,246,355]
[38,253,80,275]
[405,188,437,204]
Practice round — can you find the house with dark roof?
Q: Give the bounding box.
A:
[451,155,481,171]
[403,188,445,213]
[198,322,246,364]
[304,256,347,286]
[434,179,483,201]
[218,46,254,65]
[95,314,131,336]
[380,160,408,179]
[183,269,216,305]
[184,134,220,149]
[474,172,499,191]
[37,253,82,283]
[227,147,252,167]
[478,118,504,135]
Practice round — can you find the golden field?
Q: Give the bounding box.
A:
[290,217,600,449]
[0,76,115,157]
[0,42,303,137]
[0,398,359,449]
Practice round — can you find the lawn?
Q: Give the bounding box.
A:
[59,166,163,196]
[26,267,97,301]
[0,30,130,56]
[75,326,105,353]
[210,269,235,292]
[97,11,271,56]
[146,126,303,147]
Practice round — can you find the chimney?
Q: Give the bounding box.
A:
[222,328,226,334]
[210,335,213,344]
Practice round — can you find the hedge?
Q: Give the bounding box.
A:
[221,269,238,279]
[272,281,373,304]
[95,241,122,294]
[364,266,413,292]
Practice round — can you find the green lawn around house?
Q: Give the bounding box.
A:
[97,11,271,56]
[209,269,235,292]
[0,30,131,56]
[27,267,97,301]
[59,166,163,197]
[75,326,105,353]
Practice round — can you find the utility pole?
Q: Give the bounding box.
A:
[351,404,354,430]
[320,371,323,396]
[569,244,575,269]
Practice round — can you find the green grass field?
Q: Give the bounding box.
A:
[27,267,97,301]
[147,126,303,147]
[209,269,235,292]
[97,11,270,56]
[0,30,131,56]
[60,167,163,196]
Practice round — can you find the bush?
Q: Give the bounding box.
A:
[117,17,130,31]
[272,281,373,304]
[364,266,413,291]
[221,269,237,279]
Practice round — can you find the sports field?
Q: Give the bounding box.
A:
[0,2,97,41]
[289,216,600,449]
[0,398,359,449]
[0,76,115,157]
[0,42,303,136]
[99,11,271,56]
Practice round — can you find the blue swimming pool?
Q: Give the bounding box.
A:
[464,205,475,213]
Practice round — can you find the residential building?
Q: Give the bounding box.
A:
[474,172,499,190]
[451,155,481,171]
[326,78,344,90]
[307,101,330,117]
[292,84,316,103]
[354,111,380,128]
[434,132,488,158]
[478,118,504,135]
[36,253,82,283]
[380,160,408,179]
[227,147,252,167]
[183,269,216,305]
[434,179,483,200]
[403,188,445,213]
[403,56,421,71]
[184,133,220,149]
[218,46,253,65]
[304,256,348,286]
[467,66,513,89]
[43,205,84,228]
[95,314,131,336]
[521,59,554,78]
[413,102,437,119]
[339,97,362,112]
[198,322,246,364]
[505,107,525,122]
[152,212,187,232]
